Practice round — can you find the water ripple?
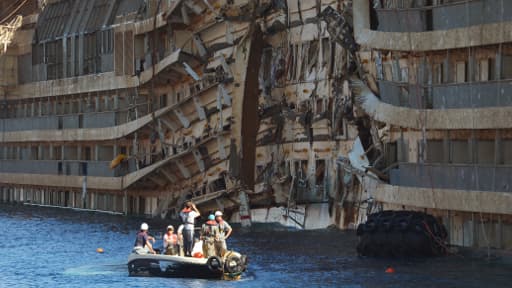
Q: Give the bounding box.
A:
[1,204,511,287]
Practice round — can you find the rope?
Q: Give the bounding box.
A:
[422,221,462,257]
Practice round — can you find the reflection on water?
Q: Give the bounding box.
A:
[1,203,511,288]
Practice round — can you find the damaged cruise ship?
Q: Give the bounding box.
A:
[1,0,512,251]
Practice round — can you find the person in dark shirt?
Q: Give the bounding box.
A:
[133,222,156,255]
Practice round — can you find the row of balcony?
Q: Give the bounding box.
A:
[353,0,512,51]
[390,162,512,193]
[0,109,140,132]
[374,0,512,32]
[378,80,512,109]
[0,159,137,177]
[0,72,225,135]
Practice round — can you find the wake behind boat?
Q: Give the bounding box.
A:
[127,250,248,280]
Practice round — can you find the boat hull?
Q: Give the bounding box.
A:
[128,254,223,279]
[127,252,247,279]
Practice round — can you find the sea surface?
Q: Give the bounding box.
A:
[1,203,511,288]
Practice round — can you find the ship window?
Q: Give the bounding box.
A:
[385,142,398,166]
[66,37,72,77]
[432,63,443,84]
[476,140,495,164]
[501,55,512,80]
[478,59,490,81]
[455,61,467,83]
[383,63,392,81]
[53,146,62,160]
[450,140,471,164]
[35,145,41,160]
[294,160,308,179]
[84,147,92,161]
[316,98,325,114]
[160,94,167,108]
[502,140,512,164]
[425,140,443,163]
[400,67,408,83]
[315,160,325,183]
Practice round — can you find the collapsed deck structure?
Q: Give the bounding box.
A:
[1,0,512,250]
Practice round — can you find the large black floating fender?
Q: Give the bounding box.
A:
[356,210,448,257]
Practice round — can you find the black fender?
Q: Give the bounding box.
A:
[356,210,448,257]
[207,256,223,272]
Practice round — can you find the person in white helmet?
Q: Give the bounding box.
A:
[133,222,156,255]
[214,211,232,256]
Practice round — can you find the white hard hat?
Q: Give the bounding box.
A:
[140,223,149,231]
[214,211,223,217]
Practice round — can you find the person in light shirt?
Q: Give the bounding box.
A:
[214,211,232,256]
[176,224,184,256]
[163,225,178,255]
[179,201,200,257]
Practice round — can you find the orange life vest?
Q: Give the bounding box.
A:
[165,233,178,245]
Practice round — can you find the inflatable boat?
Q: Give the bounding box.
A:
[356,210,448,257]
[127,251,247,280]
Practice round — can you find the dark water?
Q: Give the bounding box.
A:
[1,204,511,288]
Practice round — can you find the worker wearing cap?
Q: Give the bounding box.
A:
[214,211,232,256]
[133,222,156,255]
[163,225,178,255]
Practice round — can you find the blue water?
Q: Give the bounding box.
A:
[1,204,511,288]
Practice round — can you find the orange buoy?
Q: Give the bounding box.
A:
[96,248,104,253]
[385,267,395,273]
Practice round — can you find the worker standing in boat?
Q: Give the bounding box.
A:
[176,224,184,256]
[163,225,178,255]
[215,210,232,256]
[133,222,156,255]
[179,201,201,257]
[201,214,220,258]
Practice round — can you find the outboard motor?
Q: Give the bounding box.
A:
[356,210,448,257]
